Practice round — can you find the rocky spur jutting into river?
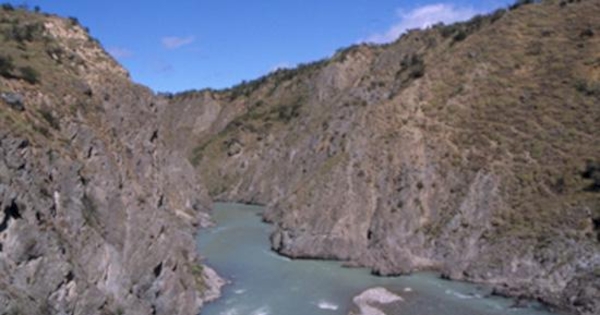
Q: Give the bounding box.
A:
[196,203,559,315]
[1,1,599,315]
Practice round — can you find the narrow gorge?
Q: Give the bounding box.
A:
[1,1,599,315]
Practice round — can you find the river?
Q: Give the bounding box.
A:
[196,203,557,315]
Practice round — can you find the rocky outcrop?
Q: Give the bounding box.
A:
[349,287,404,315]
[1,2,599,315]
[0,8,221,315]
[175,1,600,314]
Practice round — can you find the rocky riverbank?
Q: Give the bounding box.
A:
[176,1,600,314]
[1,1,599,315]
[349,287,404,315]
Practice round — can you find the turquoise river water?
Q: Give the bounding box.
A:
[196,203,557,315]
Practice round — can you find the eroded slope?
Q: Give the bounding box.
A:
[0,8,221,315]
[172,1,600,314]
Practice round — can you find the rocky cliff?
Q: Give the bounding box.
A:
[0,7,222,315]
[171,1,600,314]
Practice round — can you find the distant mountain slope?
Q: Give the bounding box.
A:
[0,6,221,315]
[168,1,600,314]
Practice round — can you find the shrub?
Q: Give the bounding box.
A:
[466,14,485,30]
[490,9,507,23]
[409,62,425,79]
[580,28,594,39]
[440,25,459,38]
[33,125,50,138]
[0,55,14,77]
[1,3,14,11]
[68,16,79,26]
[509,0,538,11]
[38,109,60,130]
[440,13,487,42]
[4,22,44,42]
[582,161,600,192]
[277,103,301,122]
[453,30,468,42]
[401,54,426,79]
[575,80,600,96]
[19,66,40,84]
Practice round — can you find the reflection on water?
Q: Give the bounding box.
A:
[197,203,555,315]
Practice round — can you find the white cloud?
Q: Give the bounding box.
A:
[365,4,479,43]
[161,36,195,49]
[107,47,133,59]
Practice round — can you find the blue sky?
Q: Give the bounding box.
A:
[20,1,513,92]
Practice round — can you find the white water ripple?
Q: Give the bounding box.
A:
[250,306,271,315]
[316,300,339,310]
[219,308,239,315]
[445,289,482,300]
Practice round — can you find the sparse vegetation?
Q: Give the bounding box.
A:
[2,1,600,314]
[439,22,470,41]
[32,124,50,137]
[582,161,600,192]
[396,53,426,82]
[453,30,468,42]
[38,109,60,130]
[0,54,14,77]
[277,102,302,122]
[580,28,594,39]
[188,1,600,289]
[19,65,39,84]
[68,16,79,26]
[509,0,539,11]
[223,58,328,101]
[575,79,600,96]
[81,193,101,229]
[190,264,206,293]
[490,8,507,24]
[3,21,45,43]
[1,3,14,11]
[439,24,458,39]
[45,44,65,62]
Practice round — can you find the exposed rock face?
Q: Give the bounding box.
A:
[173,1,600,314]
[0,8,220,315]
[1,2,600,315]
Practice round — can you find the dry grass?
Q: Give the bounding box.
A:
[415,0,600,239]
[187,0,600,246]
[0,6,110,144]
